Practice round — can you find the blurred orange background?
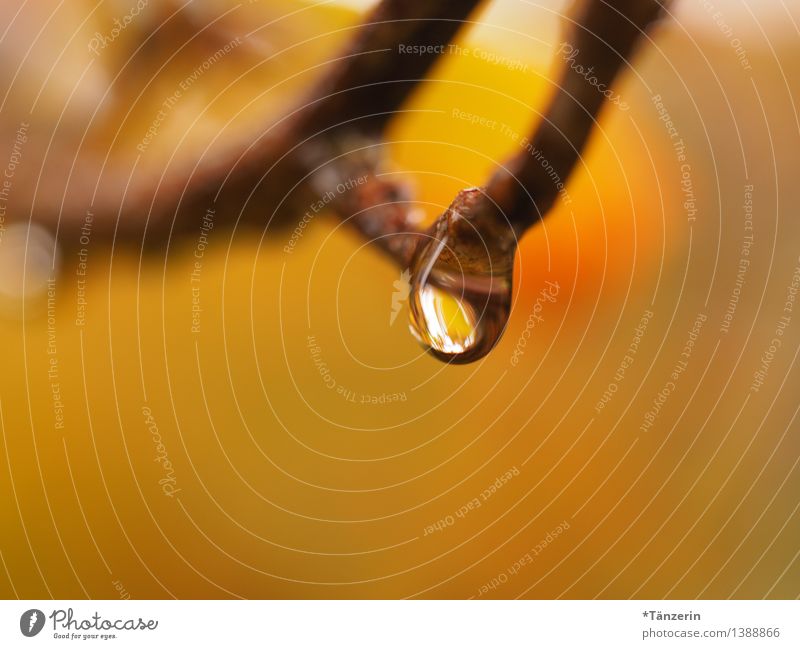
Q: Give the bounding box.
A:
[0,0,798,598]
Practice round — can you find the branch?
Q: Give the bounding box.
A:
[336,0,671,268]
[486,0,669,229]
[42,0,667,271]
[46,0,483,249]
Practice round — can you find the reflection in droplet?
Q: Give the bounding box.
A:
[407,188,519,364]
[410,283,478,355]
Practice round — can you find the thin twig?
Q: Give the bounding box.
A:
[486,0,669,229]
[351,0,670,269]
[304,0,670,267]
[278,0,486,138]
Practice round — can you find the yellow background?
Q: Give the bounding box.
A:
[1,0,798,598]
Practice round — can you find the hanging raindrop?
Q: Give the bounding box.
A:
[408,188,520,364]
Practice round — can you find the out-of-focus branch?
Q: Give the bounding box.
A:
[202,0,485,260]
[48,0,483,249]
[48,0,667,270]
[278,0,487,138]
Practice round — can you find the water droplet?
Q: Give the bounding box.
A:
[408,188,518,364]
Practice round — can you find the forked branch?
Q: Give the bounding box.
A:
[40,0,667,261]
